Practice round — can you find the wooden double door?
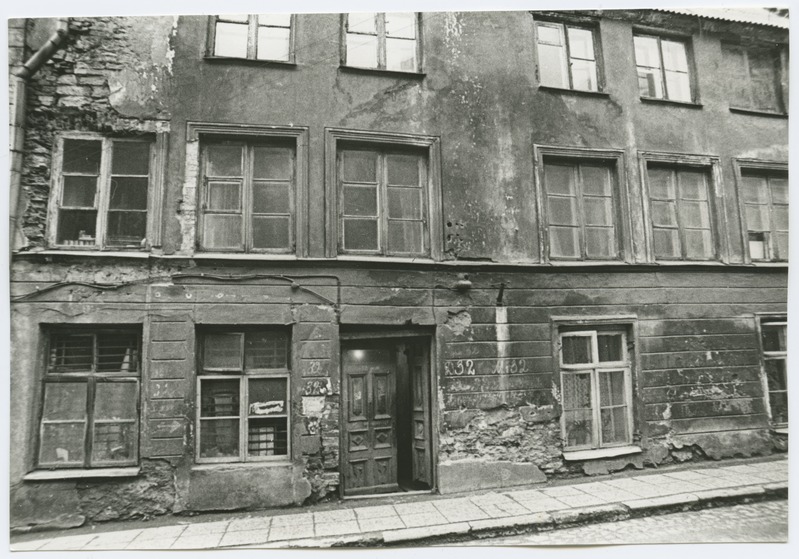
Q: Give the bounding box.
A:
[341,338,433,496]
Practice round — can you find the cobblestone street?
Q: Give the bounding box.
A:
[463,499,789,545]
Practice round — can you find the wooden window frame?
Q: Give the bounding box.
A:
[36,328,142,470]
[755,314,788,429]
[325,128,442,259]
[733,159,789,263]
[554,324,635,452]
[186,123,309,256]
[722,43,787,115]
[534,20,603,92]
[639,151,727,263]
[340,13,423,73]
[632,32,696,103]
[46,132,166,251]
[206,14,297,63]
[534,145,631,263]
[195,329,291,464]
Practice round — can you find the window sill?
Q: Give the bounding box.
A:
[772,427,788,435]
[24,249,151,258]
[562,445,641,461]
[338,65,426,79]
[192,461,291,471]
[190,253,299,261]
[203,56,297,68]
[24,467,140,481]
[729,107,788,118]
[538,85,610,98]
[640,96,703,109]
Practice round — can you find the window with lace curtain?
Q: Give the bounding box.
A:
[37,329,141,469]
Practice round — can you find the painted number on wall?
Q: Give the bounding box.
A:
[444,359,475,376]
[302,379,332,396]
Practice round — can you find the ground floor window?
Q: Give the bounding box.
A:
[558,327,633,450]
[38,329,141,468]
[197,329,290,462]
[760,318,787,426]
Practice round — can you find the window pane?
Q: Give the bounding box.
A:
[567,27,594,59]
[62,176,97,207]
[769,177,788,204]
[746,205,769,231]
[92,422,136,463]
[97,332,140,372]
[665,71,691,101]
[49,335,93,371]
[346,33,378,68]
[562,336,592,365]
[598,369,626,405]
[388,220,424,254]
[258,14,291,27]
[388,187,422,219]
[207,145,243,177]
[679,171,708,200]
[218,14,249,23]
[584,197,613,226]
[638,68,664,98]
[544,164,576,195]
[749,234,766,260]
[562,372,592,407]
[342,151,377,183]
[214,22,248,58]
[548,196,577,225]
[109,177,148,210]
[752,77,779,111]
[762,325,786,352]
[245,331,289,369]
[650,201,677,227]
[200,418,240,458]
[343,186,378,216]
[248,417,288,456]
[723,46,750,106]
[112,142,150,175]
[200,379,240,417]
[764,359,787,391]
[253,182,290,214]
[387,154,420,186]
[253,147,292,180]
[252,216,290,250]
[385,13,415,38]
[648,168,675,199]
[597,335,623,362]
[564,409,594,448]
[39,423,85,465]
[386,37,417,72]
[550,226,579,258]
[773,207,789,231]
[653,228,680,258]
[249,378,288,415]
[662,40,688,72]
[343,219,379,250]
[537,23,562,45]
[681,201,710,228]
[769,391,789,424]
[348,13,377,34]
[601,406,628,444]
[56,209,97,245]
[207,182,241,211]
[538,43,568,88]
[204,333,243,370]
[774,232,788,259]
[585,227,615,258]
[683,229,713,259]
[570,59,598,91]
[634,36,661,68]
[63,139,102,174]
[94,382,138,420]
[741,175,768,204]
[257,26,291,61]
[42,383,87,420]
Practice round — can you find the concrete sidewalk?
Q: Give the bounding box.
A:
[10,456,788,550]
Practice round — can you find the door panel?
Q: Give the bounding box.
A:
[409,342,433,486]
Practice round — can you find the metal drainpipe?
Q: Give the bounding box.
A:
[9,18,69,252]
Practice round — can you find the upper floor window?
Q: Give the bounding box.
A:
[759,318,788,427]
[343,13,420,72]
[338,147,428,256]
[535,21,600,92]
[723,44,785,114]
[645,163,717,261]
[38,329,141,469]
[634,34,692,102]
[211,14,294,62]
[739,169,788,262]
[199,140,295,253]
[197,329,290,463]
[49,136,153,249]
[542,158,620,260]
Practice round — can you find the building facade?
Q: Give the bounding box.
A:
[8,8,789,530]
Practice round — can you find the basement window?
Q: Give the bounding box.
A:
[49,136,153,250]
[342,13,421,73]
[759,318,788,427]
[535,21,601,92]
[196,329,291,463]
[37,329,141,469]
[634,34,693,103]
[558,327,634,451]
[209,14,295,62]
